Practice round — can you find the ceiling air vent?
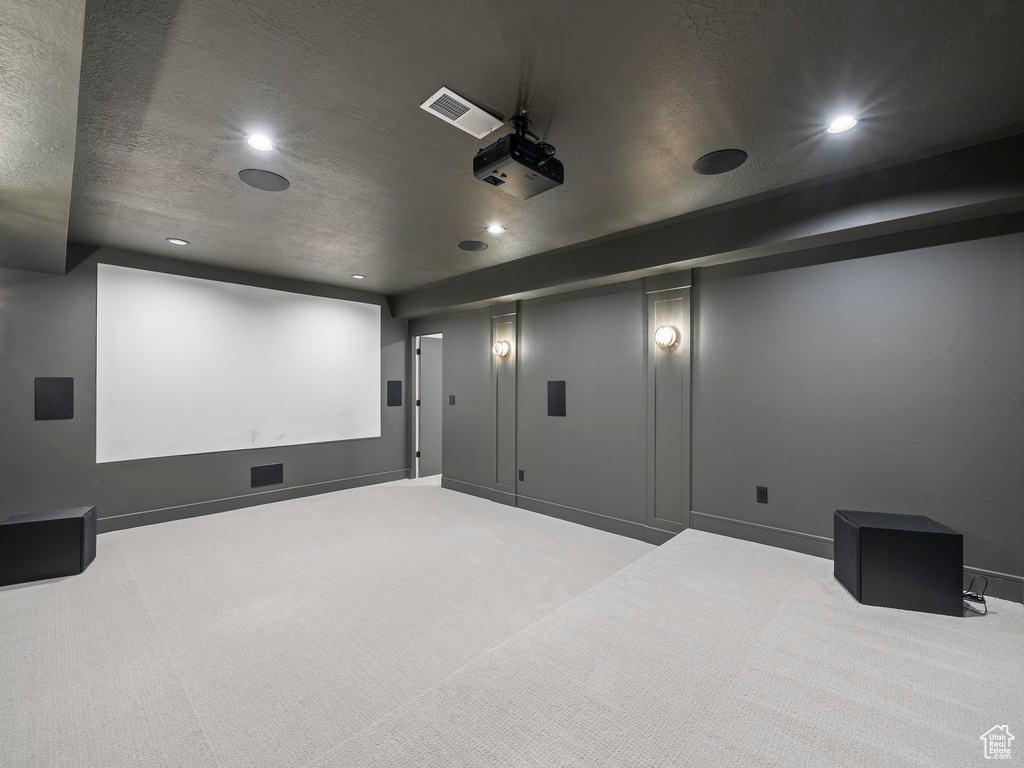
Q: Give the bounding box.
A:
[420,87,502,139]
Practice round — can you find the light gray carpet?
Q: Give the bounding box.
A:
[2,483,1020,768]
[0,478,652,767]
[311,529,1023,768]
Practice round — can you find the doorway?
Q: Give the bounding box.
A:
[415,333,443,478]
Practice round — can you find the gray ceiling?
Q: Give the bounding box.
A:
[69,0,1024,294]
[1,0,84,274]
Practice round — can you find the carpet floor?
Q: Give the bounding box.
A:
[2,481,1020,767]
[316,528,1023,768]
[0,478,652,767]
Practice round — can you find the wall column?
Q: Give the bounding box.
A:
[491,303,518,494]
[645,271,691,537]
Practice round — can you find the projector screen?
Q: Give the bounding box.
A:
[96,264,381,463]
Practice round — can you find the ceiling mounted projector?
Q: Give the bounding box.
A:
[473,115,563,199]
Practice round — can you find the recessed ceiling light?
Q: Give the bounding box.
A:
[827,115,858,134]
[165,237,189,246]
[351,274,366,279]
[458,240,488,251]
[486,224,505,234]
[246,134,274,151]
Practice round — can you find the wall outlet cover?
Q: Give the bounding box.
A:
[756,486,768,504]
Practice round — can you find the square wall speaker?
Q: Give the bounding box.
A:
[387,380,402,407]
[35,377,74,420]
[547,380,566,417]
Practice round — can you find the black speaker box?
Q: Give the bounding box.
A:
[833,510,963,616]
[0,507,97,586]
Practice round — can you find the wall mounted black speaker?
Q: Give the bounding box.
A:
[387,380,402,407]
[251,463,284,488]
[547,381,566,417]
[35,377,74,420]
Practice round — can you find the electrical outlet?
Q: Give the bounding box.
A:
[518,469,525,482]
[449,395,455,405]
[756,486,768,504]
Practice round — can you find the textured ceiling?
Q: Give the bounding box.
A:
[70,0,1024,293]
[1,0,84,273]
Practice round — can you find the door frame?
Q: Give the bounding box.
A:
[413,332,443,478]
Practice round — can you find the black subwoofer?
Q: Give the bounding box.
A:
[833,510,963,616]
[0,507,97,587]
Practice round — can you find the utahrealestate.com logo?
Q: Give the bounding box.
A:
[980,725,1014,760]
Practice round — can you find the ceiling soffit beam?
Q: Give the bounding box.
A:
[0,0,85,274]
[391,134,1024,319]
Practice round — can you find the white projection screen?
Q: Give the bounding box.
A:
[96,264,381,463]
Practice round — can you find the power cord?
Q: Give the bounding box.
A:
[963,575,988,616]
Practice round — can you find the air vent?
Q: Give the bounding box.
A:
[420,87,502,139]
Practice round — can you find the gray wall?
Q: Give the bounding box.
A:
[515,284,649,536]
[0,246,409,530]
[415,234,1024,600]
[692,234,1024,597]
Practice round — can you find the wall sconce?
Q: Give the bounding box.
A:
[654,325,679,348]
[492,340,511,357]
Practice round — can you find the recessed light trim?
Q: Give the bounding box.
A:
[486,224,505,234]
[351,274,366,279]
[458,240,488,251]
[165,237,189,246]
[246,134,274,151]
[827,115,858,134]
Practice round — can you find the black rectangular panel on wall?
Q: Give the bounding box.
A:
[251,463,284,488]
[34,377,74,420]
[547,380,566,417]
[386,380,402,407]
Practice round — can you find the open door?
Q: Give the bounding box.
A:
[416,334,443,478]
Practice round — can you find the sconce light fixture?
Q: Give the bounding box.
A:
[492,340,511,357]
[654,325,679,348]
